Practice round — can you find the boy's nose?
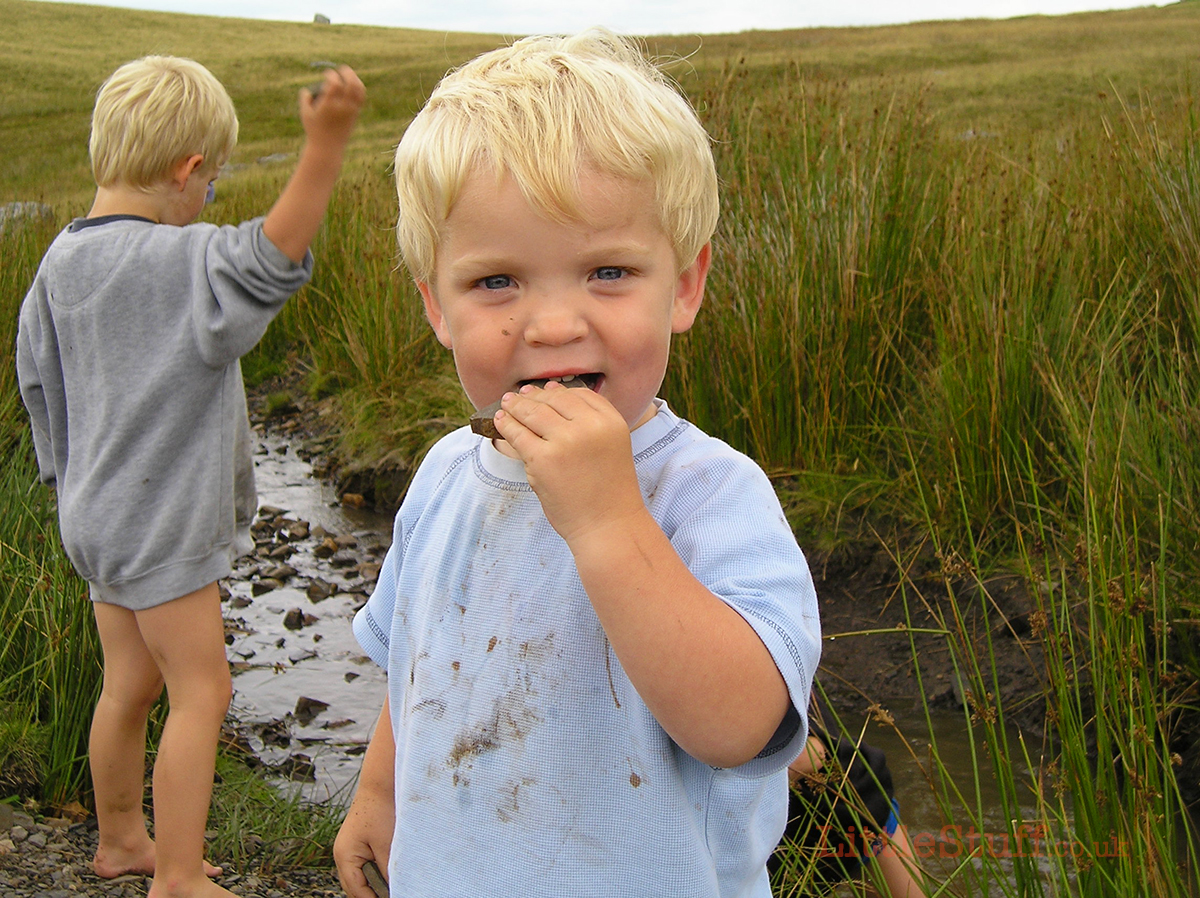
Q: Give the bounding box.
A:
[522,299,588,346]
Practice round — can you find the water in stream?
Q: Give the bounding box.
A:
[223,431,392,803]
[863,707,1057,894]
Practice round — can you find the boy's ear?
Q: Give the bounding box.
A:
[170,154,206,191]
[416,280,454,349]
[671,242,712,334]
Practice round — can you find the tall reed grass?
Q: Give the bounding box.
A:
[0,217,100,804]
[287,168,465,475]
[875,458,1200,897]
[0,436,97,805]
[676,62,1199,897]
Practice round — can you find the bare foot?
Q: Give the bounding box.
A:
[147,877,241,898]
[93,840,223,879]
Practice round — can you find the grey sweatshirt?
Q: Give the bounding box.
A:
[16,215,313,608]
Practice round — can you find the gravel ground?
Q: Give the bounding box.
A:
[0,807,346,897]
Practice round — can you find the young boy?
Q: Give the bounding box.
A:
[774,720,925,897]
[333,30,821,898]
[16,56,364,898]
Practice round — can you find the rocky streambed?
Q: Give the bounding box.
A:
[0,802,345,898]
[0,403,396,893]
[0,420,391,895]
[219,427,393,801]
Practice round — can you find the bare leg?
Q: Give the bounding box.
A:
[134,583,238,898]
[90,602,163,877]
[89,599,225,882]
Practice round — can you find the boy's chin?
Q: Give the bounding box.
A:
[627,402,659,431]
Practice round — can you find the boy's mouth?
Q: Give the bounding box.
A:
[517,373,603,392]
[470,373,603,438]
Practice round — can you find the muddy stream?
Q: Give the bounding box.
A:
[223,430,391,803]
[228,427,1052,892]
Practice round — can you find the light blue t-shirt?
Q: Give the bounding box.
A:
[354,400,822,897]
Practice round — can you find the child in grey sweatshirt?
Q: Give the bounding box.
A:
[16,55,364,898]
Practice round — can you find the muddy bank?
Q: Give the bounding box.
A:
[809,536,1046,735]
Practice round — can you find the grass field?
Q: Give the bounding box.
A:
[2,0,1200,891]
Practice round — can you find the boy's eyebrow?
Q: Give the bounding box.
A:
[449,241,659,273]
[443,254,514,277]
[578,239,659,260]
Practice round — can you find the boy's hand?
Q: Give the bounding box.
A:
[496,381,793,768]
[494,382,646,544]
[301,65,366,147]
[334,786,394,898]
[334,698,395,898]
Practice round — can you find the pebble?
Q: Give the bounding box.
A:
[0,811,345,897]
[306,579,335,602]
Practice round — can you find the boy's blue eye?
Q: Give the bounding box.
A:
[480,275,512,290]
[594,267,625,281]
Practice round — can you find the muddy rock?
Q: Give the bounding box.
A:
[283,608,319,630]
[294,696,330,724]
[252,578,283,596]
[328,552,358,570]
[263,563,298,581]
[285,520,311,541]
[306,578,337,602]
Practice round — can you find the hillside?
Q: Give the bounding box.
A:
[3,0,1200,208]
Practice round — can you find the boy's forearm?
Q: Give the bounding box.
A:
[358,697,397,799]
[569,509,792,768]
[263,65,364,264]
[262,139,347,263]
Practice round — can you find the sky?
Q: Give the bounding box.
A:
[38,0,1173,37]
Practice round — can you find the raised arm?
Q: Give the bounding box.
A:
[263,65,366,263]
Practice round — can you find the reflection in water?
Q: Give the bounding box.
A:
[842,703,1063,896]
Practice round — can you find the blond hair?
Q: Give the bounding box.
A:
[90,55,238,189]
[394,29,719,282]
